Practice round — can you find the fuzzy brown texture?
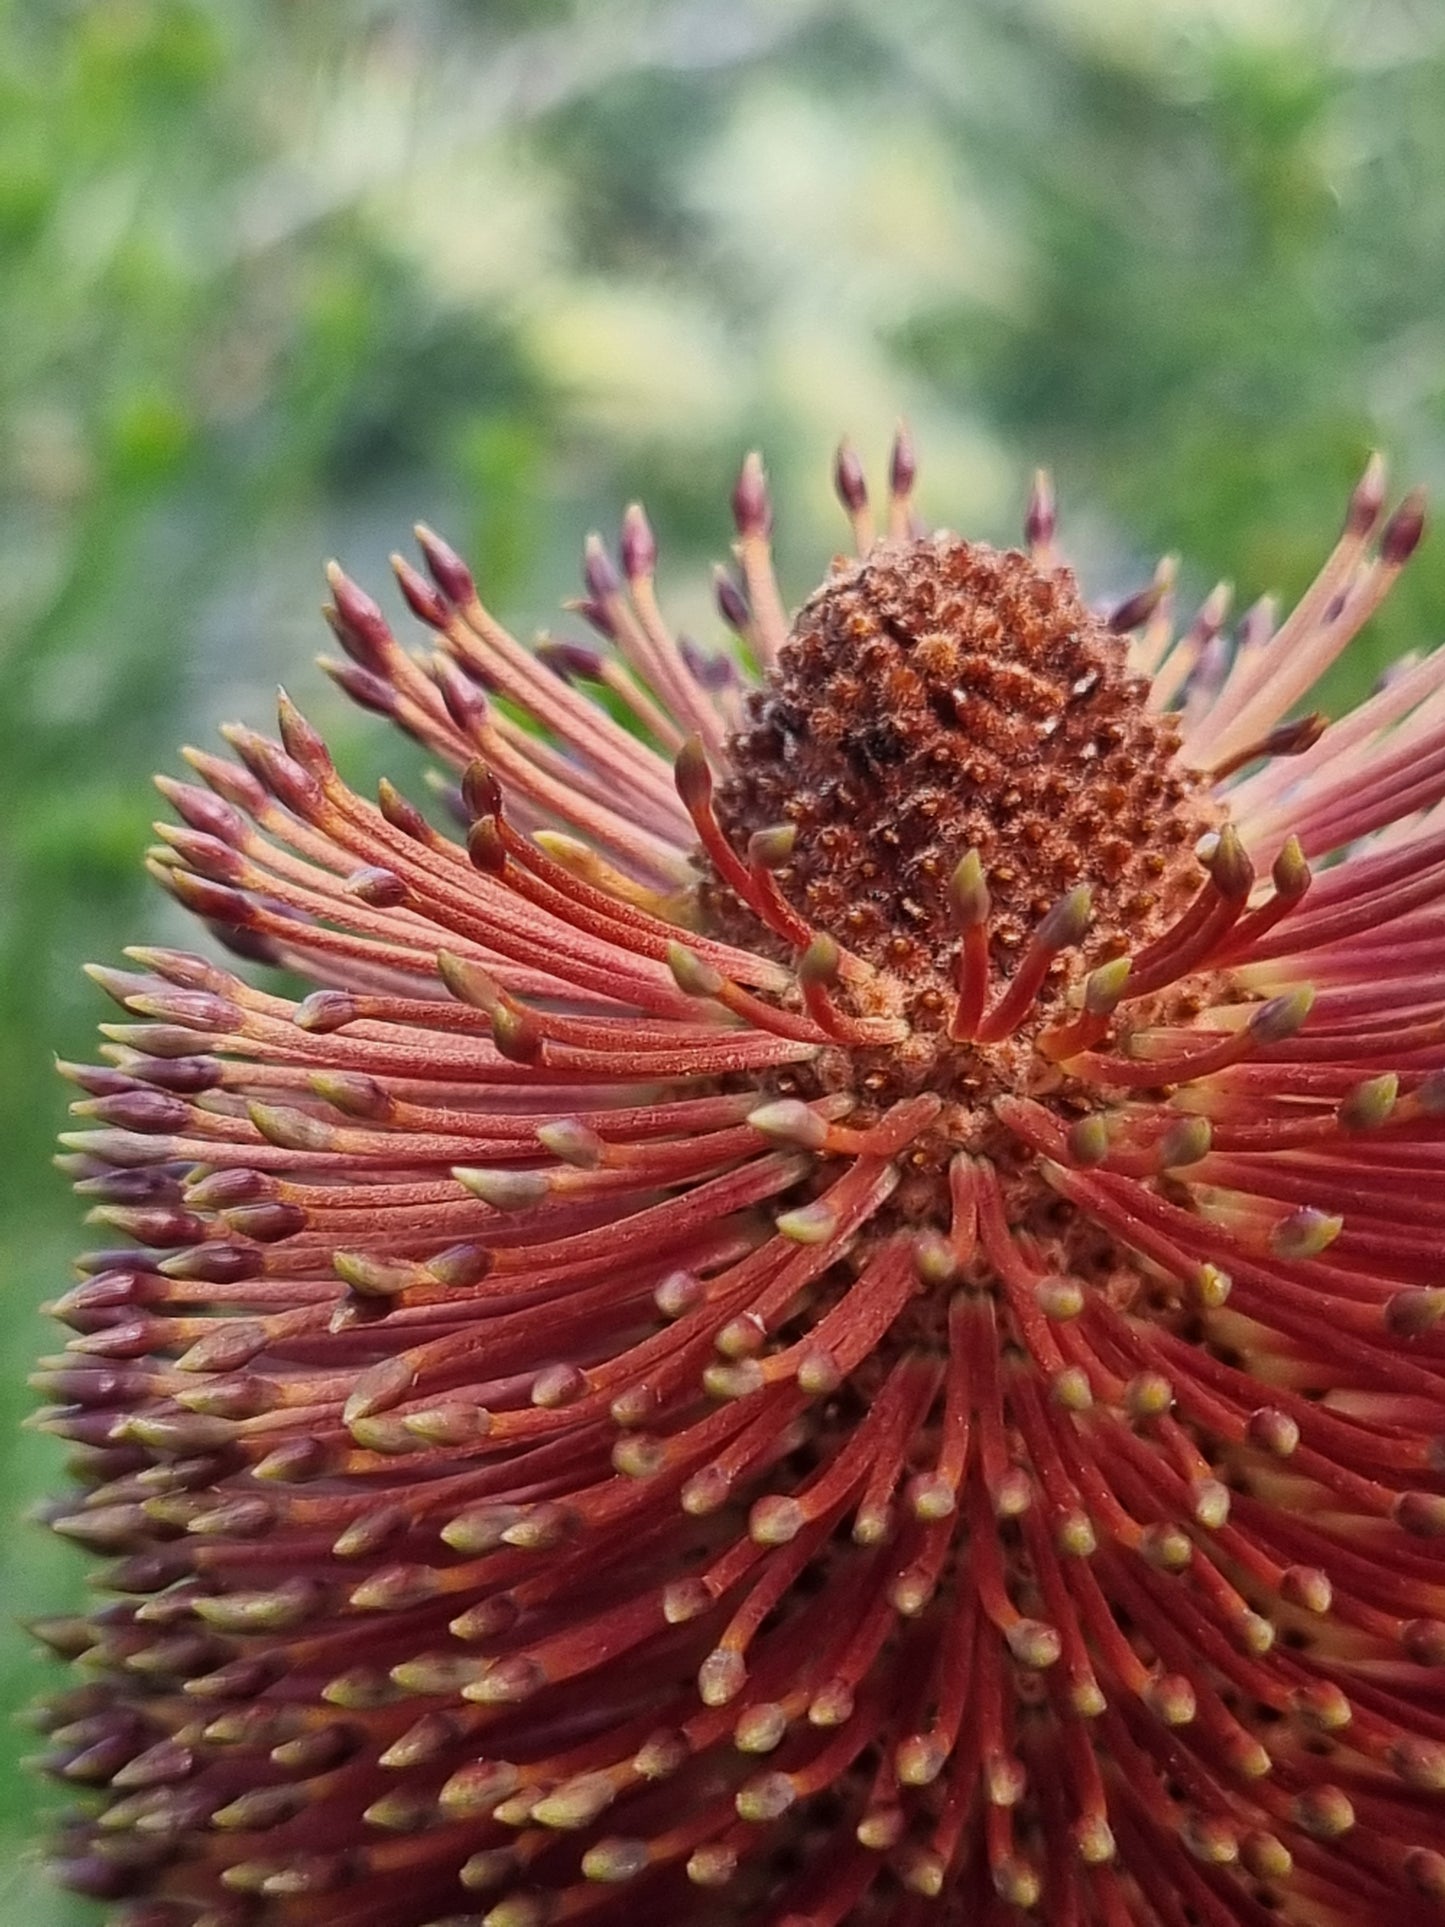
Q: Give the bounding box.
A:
[715,537,1212,1011]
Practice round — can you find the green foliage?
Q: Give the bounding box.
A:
[3,1,1444,1913]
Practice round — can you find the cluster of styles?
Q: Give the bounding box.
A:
[32,434,1445,1927]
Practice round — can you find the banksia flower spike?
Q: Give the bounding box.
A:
[33,436,1445,1927]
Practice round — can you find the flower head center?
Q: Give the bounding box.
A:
[719,534,1209,994]
[709,535,1220,1151]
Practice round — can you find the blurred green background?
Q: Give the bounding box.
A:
[4,0,1445,1913]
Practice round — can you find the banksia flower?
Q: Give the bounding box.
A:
[32,433,1445,1927]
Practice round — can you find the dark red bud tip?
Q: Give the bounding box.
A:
[713,567,751,632]
[376,779,431,840]
[437,950,504,1014]
[566,595,616,641]
[1037,883,1093,950]
[428,1241,492,1288]
[1403,1619,1445,1665]
[582,534,621,602]
[219,921,279,967]
[1395,1491,1445,1538]
[681,636,737,690]
[52,1854,140,1901]
[318,652,401,720]
[889,424,917,497]
[1264,712,1328,759]
[57,1058,138,1097]
[84,963,157,1009]
[157,1243,262,1285]
[343,865,408,908]
[180,745,268,815]
[154,777,247,846]
[1107,578,1168,634]
[73,1167,183,1205]
[1381,488,1427,566]
[62,1214,145,1270]
[491,1002,543,1063]
[1025,468,1055,547]
[620,503,657,580]
[98,1023,202,1059]
[294,989,359,1034]
[47,1271,156,1325]
[184,1167,277,1210]
[390,551,451,628]
[1204,824,1254,900]
[275,690,335,777]
[834,440,868,513]
[310,1070,393,1121]
[1344,452,1386,536]
[77,1090,190,1134]
[128,1053,222,1094]
[1405,1848,1445,1902]
[414,523,476,605]
[536,640,605,682]
[155,826,245,884]
[732,452,772,537]
[224,1201,307,1243]
[467,818,506,875]
[159,868,254,930]
[461,759,504,822]
[88,1203,206,1246]
[220,724,325,816]
[674,736,713,811]
[125,945,230,992]
[430,654,488,736]
[323,562,394,670]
